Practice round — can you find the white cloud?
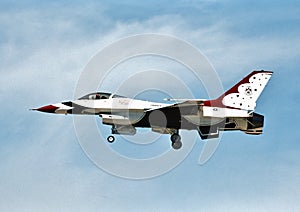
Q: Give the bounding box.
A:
[2,3,299,99]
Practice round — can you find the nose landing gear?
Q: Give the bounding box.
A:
[107,135,115,143]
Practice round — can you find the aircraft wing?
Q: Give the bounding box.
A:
[142,100,204,130]
[145,100,204,114]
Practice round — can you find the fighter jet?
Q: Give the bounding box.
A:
[33,70,273,150]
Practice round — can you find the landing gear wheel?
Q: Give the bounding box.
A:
[172,140,182,150]
[171,133,181,143]
[170,133,182,150]
[107,135,115,143]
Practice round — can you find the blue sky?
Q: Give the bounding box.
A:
[1,0,300,211]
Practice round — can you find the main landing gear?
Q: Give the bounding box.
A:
[170,132,182,150]
[106,127,182,150]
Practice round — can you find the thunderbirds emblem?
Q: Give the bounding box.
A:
[245,86,252,95]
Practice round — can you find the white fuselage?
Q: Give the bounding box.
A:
[53,97,252,126]
[73,98,170,114]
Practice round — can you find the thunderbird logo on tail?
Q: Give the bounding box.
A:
[32,70,273,150]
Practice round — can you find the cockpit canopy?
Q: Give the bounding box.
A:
[78,92,127,100]
[78,92,111,100]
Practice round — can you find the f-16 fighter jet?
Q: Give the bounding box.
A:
[33,70,273,150]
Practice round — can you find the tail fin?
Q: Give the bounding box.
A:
[212,70,273,111]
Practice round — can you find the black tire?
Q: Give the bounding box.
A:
[172,141,182,150]
[107,135,115,143]
[171,133,181,143]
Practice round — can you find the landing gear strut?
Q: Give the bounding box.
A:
[170,132,182,150]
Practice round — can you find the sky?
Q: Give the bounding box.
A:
[1,0,300,211]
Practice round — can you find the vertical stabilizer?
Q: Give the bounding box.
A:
[206,70,273,111]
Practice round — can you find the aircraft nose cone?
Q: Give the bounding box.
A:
[34,105,59,113]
